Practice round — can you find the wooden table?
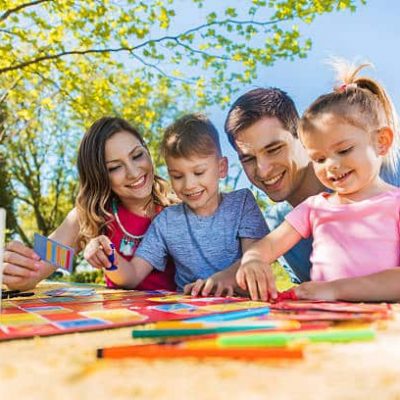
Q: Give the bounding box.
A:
[1,289,400,399]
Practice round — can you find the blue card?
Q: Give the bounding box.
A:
[33,233,74,272]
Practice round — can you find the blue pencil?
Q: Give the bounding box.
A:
[188,306,270,322]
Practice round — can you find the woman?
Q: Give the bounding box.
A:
[3,117,176,291]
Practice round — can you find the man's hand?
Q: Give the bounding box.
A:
[236,260,277,301]
[184,269,237,297]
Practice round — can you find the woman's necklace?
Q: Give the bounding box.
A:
[112,200,145,257]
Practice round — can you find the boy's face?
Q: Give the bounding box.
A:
[166,153,228,216]
[234,117,309,204]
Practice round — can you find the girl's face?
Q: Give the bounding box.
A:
[301,113,387,200]
[105,131,154,207]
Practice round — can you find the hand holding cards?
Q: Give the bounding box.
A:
[33,233,74,272]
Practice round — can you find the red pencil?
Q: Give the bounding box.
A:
[97,344,303,360]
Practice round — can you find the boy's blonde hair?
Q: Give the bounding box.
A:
[161,113,222,159]
[300,59,399,172]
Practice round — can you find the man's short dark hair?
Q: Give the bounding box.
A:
[224,88,299,147]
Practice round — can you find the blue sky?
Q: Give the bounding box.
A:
[209,0,400,186]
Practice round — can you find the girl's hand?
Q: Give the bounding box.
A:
[3,240,47,291]
[236,260,277,302]
[294,281,337,301]
[83,235,114,269]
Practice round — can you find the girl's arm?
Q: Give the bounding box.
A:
[83,235,153,289]
[184,238,257,297]
[295,268,400,302]
[237,221,302,301]
[3,208,81,291]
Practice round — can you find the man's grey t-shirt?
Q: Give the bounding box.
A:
[136,188,268,290]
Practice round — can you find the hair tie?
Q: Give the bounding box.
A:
[337,83,357,93]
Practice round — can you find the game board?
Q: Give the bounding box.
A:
[0,283,269,341]
[0,283,391,341]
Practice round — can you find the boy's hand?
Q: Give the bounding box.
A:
[294,281,337,301]
[183,269,237,297]
[236,261,277,301]
[83,235,114,269]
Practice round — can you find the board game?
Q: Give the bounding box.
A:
[0,283,391,341]
[0,283,270,341]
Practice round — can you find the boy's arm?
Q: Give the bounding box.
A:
[184,238,257,297]
[295,268,400,302]
[237,221,302,301]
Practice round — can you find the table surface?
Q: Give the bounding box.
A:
[1,285,400,400]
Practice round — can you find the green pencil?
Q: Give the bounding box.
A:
[132,325,286,338]
[216,328,376,347]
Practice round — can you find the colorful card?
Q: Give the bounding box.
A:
[33,233,74,272]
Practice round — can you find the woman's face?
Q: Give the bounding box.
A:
[105,131,154,206]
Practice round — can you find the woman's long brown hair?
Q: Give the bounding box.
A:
[76,117,175,249]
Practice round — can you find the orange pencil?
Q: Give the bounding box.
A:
[97,344,303,360]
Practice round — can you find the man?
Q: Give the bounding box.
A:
[185,87,400,296]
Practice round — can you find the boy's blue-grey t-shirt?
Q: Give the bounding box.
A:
[263,159,400,284]
[135,188,268,290]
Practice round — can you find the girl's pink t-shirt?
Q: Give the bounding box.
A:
[105,204,176,291]
[285,189,400,281]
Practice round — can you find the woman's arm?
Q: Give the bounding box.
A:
[237,221,302,301]
[3,208,81,291]
[83,235,153,289]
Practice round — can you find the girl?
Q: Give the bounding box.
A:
[237,62,400,302]
[3,117,176,291]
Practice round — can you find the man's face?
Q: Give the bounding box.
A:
[234,117,307,203]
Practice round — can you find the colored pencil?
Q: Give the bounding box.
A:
[97,344,303,360]
[185,328,376,348]
[189,306,270,322]
[132,320,299,338]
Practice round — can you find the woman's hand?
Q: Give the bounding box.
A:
[3,240,50,291]
[83,235,114,269]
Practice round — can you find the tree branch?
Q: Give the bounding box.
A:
[130,52,195,83]
[0,16,291,75]
[0,0,52,23]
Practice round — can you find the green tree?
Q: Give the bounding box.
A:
[0,0,365,242]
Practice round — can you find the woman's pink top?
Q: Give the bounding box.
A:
[105,204,176,291]
[285,189,400,281]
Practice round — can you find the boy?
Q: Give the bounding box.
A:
[100,113,268,291]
